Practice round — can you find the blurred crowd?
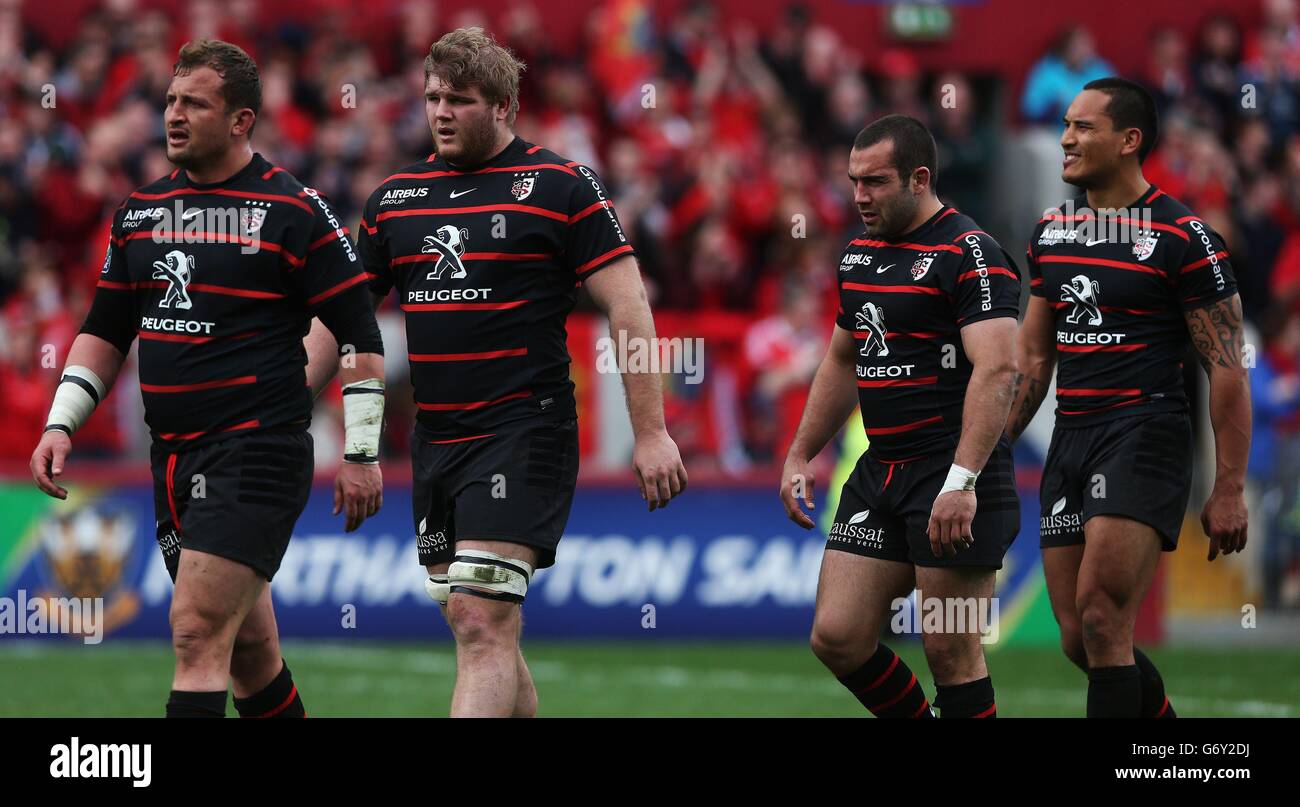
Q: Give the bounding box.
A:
[1,0,1299,601]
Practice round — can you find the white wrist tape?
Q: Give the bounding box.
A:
[45,365,107,436]
[939,463,979,495]
[341,377,385,463]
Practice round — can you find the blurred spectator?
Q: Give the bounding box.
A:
[932,71,995,225]
[1250,309,1300,607]
[743,282,825,462]
[1192,13,1244,130]
[1143,26,1192,117]
[1239,25,1300,148]
[1020,25,1115,124]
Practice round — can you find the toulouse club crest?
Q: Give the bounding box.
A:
[911,256,934,280]
[1132,233,1158,261]
[511,177,535,201]
[240,207,267,235]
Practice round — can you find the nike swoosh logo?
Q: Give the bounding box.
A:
[875,264,895,274]
[1084,238,1106,246]
[449,189,476,199]
[182,209,201,220]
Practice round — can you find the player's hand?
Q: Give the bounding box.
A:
[31,430,72,500]
[927,490,976,558]
[780,455,816,530]
[1202,482,1247,561]
[633,429,687,511]
[334,461,382,532]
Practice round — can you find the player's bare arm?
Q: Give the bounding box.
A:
[927,316,1017,557]
[1184,293,1251,560]
[781,324,859,529]
[303,317,340,398]
[1005,294,1057,442]
[30,333,128,500]
[303,293,387,397]
[583,255,688,511]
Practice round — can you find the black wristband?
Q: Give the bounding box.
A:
[44,424,72,436]
[343,453,379,464]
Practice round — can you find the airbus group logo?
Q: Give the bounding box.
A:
[855,302,889,357]
[1061,274,1102,326]
[422,225,469,280]
[839,253,872,273]
[152,250,195,310]
[380,187,428,206]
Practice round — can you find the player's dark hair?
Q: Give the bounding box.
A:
[1083,76,1159,163]
[853,114,938,191]
[173,39,261,138]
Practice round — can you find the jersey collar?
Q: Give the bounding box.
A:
[181,153,269,190]
[885,203,952,243]
[438,136,527,173]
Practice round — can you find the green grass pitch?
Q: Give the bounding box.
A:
[2,641,1296,717]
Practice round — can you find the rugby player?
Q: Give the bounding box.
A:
[1006,77,1250,717]
[30,40,385,717]
[308,27,687,717]
[781,115,1021,718]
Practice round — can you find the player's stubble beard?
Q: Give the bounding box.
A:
[441,107,501,167]
[167,126,225,175]
[868,187,920,240]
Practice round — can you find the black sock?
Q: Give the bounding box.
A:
[837,644,935,718]
[1133,648,1175,718]
[233,660,306,718]
[166,689,227,718]
[934,676,996,718]
[1087,665,1142,717]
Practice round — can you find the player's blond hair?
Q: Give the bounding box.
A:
[424,27,526,125]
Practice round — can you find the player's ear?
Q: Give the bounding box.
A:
[231,108,256,140]
[911,166,931,195]
[1122,127,1142,158]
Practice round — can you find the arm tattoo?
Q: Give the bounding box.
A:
[1185,295,1243,371]
[1006,372,1049,440]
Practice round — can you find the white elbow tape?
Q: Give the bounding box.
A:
[45,365,107,436]
[939,463,979,495]
[341,377,385,463]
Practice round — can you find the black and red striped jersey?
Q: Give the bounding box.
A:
[359,136,634,440]
[80,153,376,451]
[1026,185,1237,426]
[835,205,1021,461]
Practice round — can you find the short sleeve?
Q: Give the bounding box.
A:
[287,188,371,311]
[563,165,635,280]
[358,187,394,297]
[1174,218,1237,310]
[947,231,1021,326]
[79,203,137,354]
[1026,240,1045,298]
